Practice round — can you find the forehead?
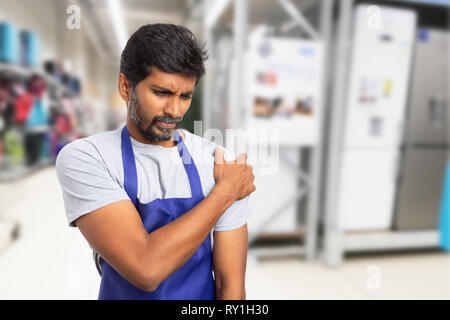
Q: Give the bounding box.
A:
[143,66,196,92]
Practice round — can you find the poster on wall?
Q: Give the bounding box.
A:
[244,37,324,146]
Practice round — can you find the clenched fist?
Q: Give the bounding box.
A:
[213,148,256,201]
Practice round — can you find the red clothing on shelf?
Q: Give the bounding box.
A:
[14,93,33,123]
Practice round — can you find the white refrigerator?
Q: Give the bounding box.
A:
[336,4,417,231]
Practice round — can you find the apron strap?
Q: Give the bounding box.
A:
[121,125,205,204]
[174,129,204,199]
[121,125,138,208]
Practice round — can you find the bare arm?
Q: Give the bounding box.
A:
[213,224,248,300]
[75,148,255,292]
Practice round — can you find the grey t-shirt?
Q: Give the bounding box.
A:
[55,125,251,231]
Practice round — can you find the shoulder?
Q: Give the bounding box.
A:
[181,129,216,150]
[55,128,121,173]
[181,129,237,164]
[83,128,122,151]
[56,129,118,159]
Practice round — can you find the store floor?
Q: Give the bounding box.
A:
[0,167,449,299]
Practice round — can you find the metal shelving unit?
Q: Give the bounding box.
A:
[0,62,79,182]
[0,62,77,97]
[321,0,448,267]
[202,0,334,261]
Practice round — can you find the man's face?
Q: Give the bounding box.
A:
[127,66,196,142]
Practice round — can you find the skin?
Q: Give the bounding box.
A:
[74,66,256,299]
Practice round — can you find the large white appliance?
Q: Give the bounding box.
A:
[336,4,417,230]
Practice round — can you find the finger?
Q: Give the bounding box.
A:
[236,153,247,165]
[214,147,225,165]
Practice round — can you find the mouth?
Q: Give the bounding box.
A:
[155,121,177,129]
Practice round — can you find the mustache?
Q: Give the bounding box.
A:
[152,115,183,125]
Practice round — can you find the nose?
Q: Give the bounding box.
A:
[163,96,183,118]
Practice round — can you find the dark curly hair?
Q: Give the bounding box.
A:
[120,23,208,88]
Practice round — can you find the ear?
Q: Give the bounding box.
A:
[118,73,131,102]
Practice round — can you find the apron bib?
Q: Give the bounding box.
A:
[98,125,215,300]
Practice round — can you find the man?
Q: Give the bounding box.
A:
[55,24,255,300]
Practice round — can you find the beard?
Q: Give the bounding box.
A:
[128,86,183,142]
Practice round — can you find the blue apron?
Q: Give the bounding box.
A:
[98,125,215,300]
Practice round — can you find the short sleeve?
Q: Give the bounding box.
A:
[213,146,252,232]
[214,196,252,232]
[55,139,130,227]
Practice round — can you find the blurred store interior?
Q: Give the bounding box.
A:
[0,0,449,299]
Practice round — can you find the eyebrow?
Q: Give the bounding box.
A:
[150,85,193,96]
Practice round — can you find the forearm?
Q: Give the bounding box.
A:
[142,186,235,289]
[215,280,246,300]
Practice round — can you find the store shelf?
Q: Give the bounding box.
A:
[0,62,46,78]
[203,0,333,262]
[249,245,306,258]
[343,230,439,252]
[0,63,78,183]
[0,62,75,96]
[206,0,320,28]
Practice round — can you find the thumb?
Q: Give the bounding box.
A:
[214,147,225,165]
[236,153,247,165]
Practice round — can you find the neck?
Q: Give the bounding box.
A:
[126,116,183,148]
